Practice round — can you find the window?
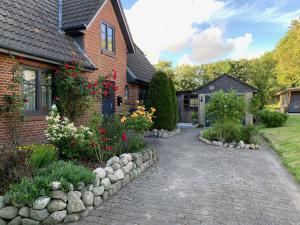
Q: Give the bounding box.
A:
[190,98,198,107]
[125,85,129,100]
[139,87,148,102]
[101,22,115,52]
[23,68,52,114]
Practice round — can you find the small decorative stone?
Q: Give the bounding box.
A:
[7,216,21,225]
[76,182,85,190]
[51,181,61,191]
[0,206,18,220]
[18,207,29,218]
[0,218,6,225]
[29,209,49,221]
[92,186,104,197]
[47,200,66,213]
[93,168,106,179]
[104,167,114,174]
[238,140,245,149]
[106,156,120,167]
[32,197,50,210]
[73,191,82,199]
[212,141,223,146]
[21,218,39,225]
[111,163,121,171]
[81,206,94,217]
[66,191,85,214]
[0,197,4,209]
[93,197,102,207]
[82,191,94,207]
[100,178,111,190]
[63,213,81,223]
[93,178,100,187]
[50,191,67,202]
[43,210,67,225]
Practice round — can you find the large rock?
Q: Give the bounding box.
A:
[32,197,50,210]
[43,210,67,225]
[18,207,29,218]
[63,213,80,223]
[73,191,82,199]
[0,197,4,209]
[66,192,85,214]
[238,140,245,149]
[51,182,61,191]
[11,200,25,208]
[93,168,106,179]
[50,191,67,202]
[106,156,120,167]
[93,178,100,187]
[0,218,6,225]
[29,209,49,221]
[7,216,21,225]
[81,206,94,217]
[46,200,66,213]
[82,191,94,207]
[0,206,18,220]
[114,169,125,180]
[92,186,104,197]
[120,154,132,162]
[100,178,111,190]
[76,182,85,191]
[21,218,39,225]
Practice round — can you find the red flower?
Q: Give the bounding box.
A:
[70,73,77,78]
[103,90,109,97]
[70,65,75,70]
[122,132,127,141]
[87,83,93,89]
[105,146,113,151]
[54,96,60,101]
[112,69,117,80]
[99,128,106,135]
[90,90,97,95]
[23,98,29,103]
[94,80,99,87]
[113,85,118,92]
[54,68,60,75]
[64,64,70,69]
[90,142,97,148]
[102,137,108,142]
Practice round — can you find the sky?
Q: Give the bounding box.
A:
[121,0,300,66]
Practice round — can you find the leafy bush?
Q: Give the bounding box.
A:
[122,132,147,153]
[240,125,257,144]
[28,144,58,169]
[7,161,95,202]
[146,71,175,131]
[169,77,178,128]
[257,109,288,127]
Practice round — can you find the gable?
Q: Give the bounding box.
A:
[196,75,257,94]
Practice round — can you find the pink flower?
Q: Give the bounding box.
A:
[122,132,127,141]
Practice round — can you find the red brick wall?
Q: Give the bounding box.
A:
[84,0,128,114]
[0,53,55,148]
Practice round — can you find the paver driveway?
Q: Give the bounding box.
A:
[72,129,300,225]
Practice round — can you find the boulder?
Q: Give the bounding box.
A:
[0,206,18,220]
[43,210,67,225]
[21,218,39,225]
[50,191,67,202]
[76,182,85,191]
[108,174,119,183]
[93,197,102,207]
[81,191,94,207]
[66,191,85,214]
[93,178,100,187]
[250,144,255,150]
[51,182,61,191]
[73,191,82,199]
[11,200,25,208]
[102,192,109,201]
[63,214,80,223]
[238,140,245,149]
[18,207,29,218]
[7,216,21,225]
[100,178,111,190]
[81,206,94,217]
[0,218,6,225]
[104,167,114,174]
[93,168,106,179]
[106,156,120,167]
[92,186,104,197]
[29,209,49,221]
[244,144,250,149]
[32,197,50,210]
[114,169,125,180]
[0,197,4,209]
[47,200,66,213]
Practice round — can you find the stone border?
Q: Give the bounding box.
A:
[0,148,157,225]
[144,128,180,139]
[198,133,260,150]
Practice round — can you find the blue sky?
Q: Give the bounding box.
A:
[122,0,300,66]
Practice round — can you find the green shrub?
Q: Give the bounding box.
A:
[202,128,218,141]
[257,109,288,127]
[146,71,175,131]
[169,77,178,128]
[7,161,95,202]
[208,120,242,142]
[240,125,257,143]
[28,144,58,169]
[122,132,147,153]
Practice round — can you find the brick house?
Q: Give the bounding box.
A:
[0,0,155,148]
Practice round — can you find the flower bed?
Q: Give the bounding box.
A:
[0,149,157,225]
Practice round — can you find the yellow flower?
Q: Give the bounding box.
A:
[150,107,156,113]
[131,112,138,118]
[121,116,127,123]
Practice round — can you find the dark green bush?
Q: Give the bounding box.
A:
[240,125,257,143]
[7,161,95,202]
[122,132,147,153]
[257,109,288,127]
[28,144,58,169]
[146,71,175,131]
[169,77,178,129]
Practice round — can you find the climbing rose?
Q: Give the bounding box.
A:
[122,132,127,141]
[113,85,118,91]
[103,90,109,97]
[105,146,113,151]
[90,142,97,148]
[99,128,106,135]
[64,64,70,69]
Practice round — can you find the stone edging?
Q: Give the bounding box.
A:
[0,149,157,225]
[198,133,260,150]
[144,128,180,139]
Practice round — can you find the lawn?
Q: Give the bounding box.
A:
[260,115,300,182]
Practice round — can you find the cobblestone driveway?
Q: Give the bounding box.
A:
[72,129,300,225]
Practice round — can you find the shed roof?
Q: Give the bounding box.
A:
[195,75,257,94]
[276,88,300,96]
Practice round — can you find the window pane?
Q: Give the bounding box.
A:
[108,36,113,51]
[23,70,36,84]
[42,73,51,85]
[41,73,52,111]
[108,27,113,37]
[108,27,114,51]
[23,70,36,111]
[101,23,107,33]
[102,32,106,49]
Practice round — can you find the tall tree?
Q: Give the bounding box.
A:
[274,18,300,88]
[154,60,174,77]
[174,64,202,91]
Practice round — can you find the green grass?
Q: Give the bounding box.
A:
[260,115,300,182]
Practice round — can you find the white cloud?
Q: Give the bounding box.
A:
[177,27,259,64]
[125,0,224,63]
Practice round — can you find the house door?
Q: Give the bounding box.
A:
[204,95,211,127]
[102,82,115,117]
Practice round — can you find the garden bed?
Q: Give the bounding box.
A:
[0,148,157,225]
